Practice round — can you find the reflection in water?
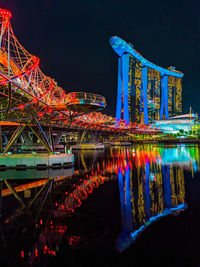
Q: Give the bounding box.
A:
[0,165,113,265]
[0,168,74,218]
[74,144,199,252]
[0,144,200,265]
[113,144,198,252]
[54,175,110,215]
[0,168,74,265]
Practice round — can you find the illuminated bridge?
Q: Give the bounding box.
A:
[0,9,162,154]
[110,36,184,124]
[0,9,106,120]
[0,8,138,153]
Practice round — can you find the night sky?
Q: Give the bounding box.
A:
[1,0,200,116]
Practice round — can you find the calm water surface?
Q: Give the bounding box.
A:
[1,144,200,266]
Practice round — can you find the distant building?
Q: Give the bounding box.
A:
[154,113,198,134]
[110,36,184,124]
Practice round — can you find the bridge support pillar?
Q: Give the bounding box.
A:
[4,124,26,154]
[28,116,53,154]
[3,118,54,154]
[78,129,99,145]
[54,132,62,145]
[79,130,87,144]
[49,125,54,153]
[89,129,98,145]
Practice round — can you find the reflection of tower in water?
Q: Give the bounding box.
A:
[117,151,187,251]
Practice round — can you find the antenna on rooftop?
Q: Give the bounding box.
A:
[189,106,192,118]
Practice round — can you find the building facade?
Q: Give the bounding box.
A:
[110,36,184,124]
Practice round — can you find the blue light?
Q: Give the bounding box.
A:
[122,54,130,123]
[142,66,149,124]
[116,57,123,120]
[110,36,184,124]
[117,204,187,252]
[110,36,184,78]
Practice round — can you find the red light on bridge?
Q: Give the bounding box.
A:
[0,9,12,18]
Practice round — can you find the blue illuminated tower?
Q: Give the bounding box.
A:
[110,36,184,124]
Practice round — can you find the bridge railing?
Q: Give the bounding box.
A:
[65,92,106,108]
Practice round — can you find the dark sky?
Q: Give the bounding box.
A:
[1,0,200,116]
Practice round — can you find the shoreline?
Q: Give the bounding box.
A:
[129,139,200,144]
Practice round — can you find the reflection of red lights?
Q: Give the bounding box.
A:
[68,235,80,247]
[100,149,162,176]
[55,175,107,217]
[20,246,56,259]
[43,245,56,256]
[35,249,38,257]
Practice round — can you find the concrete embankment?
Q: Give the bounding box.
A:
[0,153,74,170]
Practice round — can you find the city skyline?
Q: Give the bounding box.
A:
[1,0,199,117]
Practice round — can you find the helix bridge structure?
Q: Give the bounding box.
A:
[0,9,106,121]
[0,8,162,154]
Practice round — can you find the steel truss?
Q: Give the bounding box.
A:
[0,8,161,146]
[2,117,53,154]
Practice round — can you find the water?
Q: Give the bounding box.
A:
[1,144,200,266]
